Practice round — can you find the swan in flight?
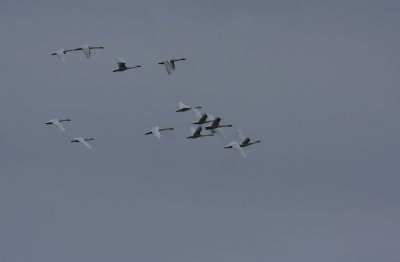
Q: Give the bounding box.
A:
[187,126,214,139]
[72,44,104,58]
[176,101,202,112]
[192,111,225,138]
[145,127,174,138]
[236,128,261,147]
[158,58,186,75]
[204,117,233,130]
[45,118,71,132]
[191,108,213,125]
[224,142,247,159]
[113,58,141,72]
[70,137,94,149]
[51,49,76,63]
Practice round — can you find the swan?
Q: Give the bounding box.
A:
[204,117,233,130]
[236,128,261,147]
[187,126,214,139]
[51,49,76,63]
[70,137,94,149]
[224,142,247,159]
[113,58,141,72]
[72,44,104,58]
[145,127,174,138]
[176,101,202,112]
[191,108,213,125]
[194,112,225,138]
[45,118,71,132]
[158,58,186,75]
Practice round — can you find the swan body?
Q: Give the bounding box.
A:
[51,49,76,63]
[204,117,233,130]
[72,44,104,58]
[187,126,214,139]
[45,118,71,132]
[176,101,202,112]
[70,137,94,149]
[236,128,261,147]
[113,58,141,72]
[145,127,174,138]
[224,128,260,158]
[158,58,186,74]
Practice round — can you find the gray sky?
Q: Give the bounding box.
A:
[1,0,400,261]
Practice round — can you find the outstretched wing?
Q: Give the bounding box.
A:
[82,45,91,58]
[53,121,66,132]
[81,139,92,149]
[56,49,66,63]
[151,127,161,138]
[178,101,187,109]
[193,126,202,136]
[211,128,224,138]
[232,143,247,159]
[164,61,173,75]
[192,108,202,119]
[190,125,196,135]
[236,128,245,143]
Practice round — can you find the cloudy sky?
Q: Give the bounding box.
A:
[1,0,400,261]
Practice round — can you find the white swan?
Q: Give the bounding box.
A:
[158,58,186,75]
[51,49,76,63]
[70,137,94,149]
[113,58,141,72]
[145,127,174,138]
[45,118,71,132]
[236,128,261,147]
[204,117,233,130]
[187,126,214,139]
[176,101,202,112]
[224,142,247,159]
[72,44,104,58]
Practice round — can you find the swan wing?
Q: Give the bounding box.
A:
[56,49,66,63]
[53,121,66,132]
[233,143,247,159]
[80,138,92,149]
[190,125,196,135]
[82,45,91,58]
[178,101,187,109]
[236,128,245,142]
[192,108,202,119]
[164,61,173,75]
[210,128,224,138]
[151,127,161,138]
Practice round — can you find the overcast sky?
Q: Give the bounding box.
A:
[1,0,400,261]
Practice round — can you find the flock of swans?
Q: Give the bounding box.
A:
[47,44,261,158]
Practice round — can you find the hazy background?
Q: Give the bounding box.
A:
[1,0,399,261]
